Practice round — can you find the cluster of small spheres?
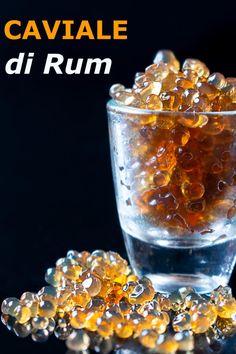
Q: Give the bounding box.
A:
[109,50,236,235]
[110,49,236,112]
[1,249,236,353]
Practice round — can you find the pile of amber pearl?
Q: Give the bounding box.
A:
[110,50,236,112]
[1,250,236,353]
[109,50,236,235]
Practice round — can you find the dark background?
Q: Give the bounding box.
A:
[0,0,236,353]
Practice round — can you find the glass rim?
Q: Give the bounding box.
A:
[107,99,236,116]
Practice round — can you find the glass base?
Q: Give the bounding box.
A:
[144,273,224,294]
[123,231,236,294]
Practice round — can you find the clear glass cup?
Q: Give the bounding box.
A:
[107,99,236,293]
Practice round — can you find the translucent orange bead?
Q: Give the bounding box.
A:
[70,309,87,329]
[168,291,183,311]
[148,62,170,81]
[45,267,62,287]
[182,88,199,106]
[57,288,71,307]
[190,302,217,334]
[176,78,194,89]
[182,58,210,78]
[161,91,180,111]
[109,83,125,98]
[127,274,139,282]
[178,114,208,128]
[38,286,57,301]
[208,72,226,89]
[94,280,108,298]
[77,250,91,265]
[196,82,220,101]
[38,300,57,318]
[139,82,162,100]
[84,311,103,331]
[138,300,161,315]
[123,281,139,295]
[62,265,82,280]
[119,298,131,315]
[161,74,178,92]
[87,297,106,312]
[96,317,114,337]
[127,313,147,337]
[172,312,191,332]
[223,77,236,102]
[105,283,124,305]
[90,260,106,279]
[139,329,158,349]
[211,286,233,304]
[217,298,236,318]
[82,274,102,297]
[156,294,172,311]
[72,286,91,308]
[115,322,133,338]
[26,301,38,317]
[145,64,159,75]
[153,171,170,187]
[128,283,155,305]
[153,49,180,72]
[1,298,20,316]
[104,306,123,325]
[135,73,154,88]
[192,96,212,112]
[20,292,35,304]
[32,316,49,330]
[146,94,163,110]
[181,181,205,200]
[13,305,31,324]
[113,274,127,285]
[171,125,190,146]
[191,313,212,333]
[183,69,199,84]
[114,90,137,106]
[144,310,167,334]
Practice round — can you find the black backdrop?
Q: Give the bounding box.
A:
[0,0,236,353]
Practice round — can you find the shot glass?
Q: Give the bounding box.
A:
[107,99,236,293]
